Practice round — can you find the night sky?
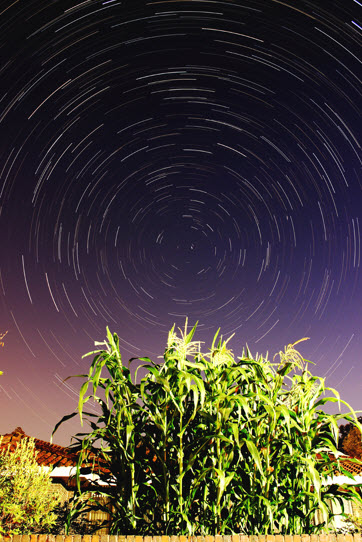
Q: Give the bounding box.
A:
[0,0,361,445]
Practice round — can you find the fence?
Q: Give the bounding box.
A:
[2,535,362,542]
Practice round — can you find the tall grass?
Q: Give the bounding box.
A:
[54,322,362,534]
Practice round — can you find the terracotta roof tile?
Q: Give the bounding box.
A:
[0,427,78,467]
[316,452,362,476]
[338,458,362,476]
[4,427,362,482]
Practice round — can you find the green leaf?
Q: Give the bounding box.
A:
[51,412,77,440]
[245,439,265,478]
[126,424,133,450]
[78,380,90,424]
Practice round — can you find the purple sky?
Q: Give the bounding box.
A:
[0,0,361,445]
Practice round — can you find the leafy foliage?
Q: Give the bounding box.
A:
[0,437,61,534]
[49,500,103,534]
[343,514,362,533]
[54,322,362,535]
[339,417,362,457]
[343,427,362,460]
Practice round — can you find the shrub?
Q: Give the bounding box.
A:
[343,426,362,460]
[49,501,102,534]
[0,437,61,534]
[54,323,362,535]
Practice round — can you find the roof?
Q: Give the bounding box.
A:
[3,427,362,485]
[0,426,78,468]
[0,427,109,488]
[315,451,362,478]
[338,458,362,476]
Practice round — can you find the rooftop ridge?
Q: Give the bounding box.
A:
[0,427,78,467]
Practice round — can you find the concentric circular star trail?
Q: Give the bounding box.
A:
[0,0,361,443]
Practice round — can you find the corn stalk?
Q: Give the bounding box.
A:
[54,323,362,535]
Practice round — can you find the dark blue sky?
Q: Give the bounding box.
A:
[0,0,361,444]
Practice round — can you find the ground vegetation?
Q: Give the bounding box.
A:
[54,323,362,535]
[0,437,61,534]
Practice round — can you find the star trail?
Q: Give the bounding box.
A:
[0,0,361,443]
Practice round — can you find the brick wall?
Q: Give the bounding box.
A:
[2,535,362,542]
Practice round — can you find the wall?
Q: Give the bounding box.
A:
[2,534,362,542]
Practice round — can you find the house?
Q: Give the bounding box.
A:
[0,427,111,533]
[2,427,362,534]
[0,426,78,497]
[333,456,362,528]
[316,453,362,530]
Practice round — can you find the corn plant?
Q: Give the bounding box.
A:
[54,322,362,534]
